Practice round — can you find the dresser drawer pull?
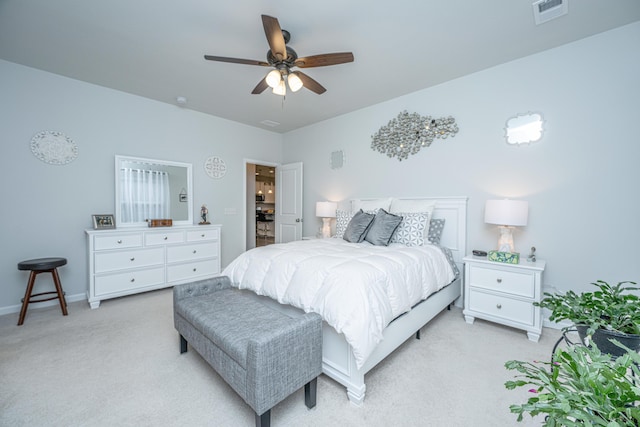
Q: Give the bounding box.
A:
[496,278,502,283]
[193,268,197,272]
[117,240,122,244]
[496,303,502,309]
[201,234,205,237]
[130,278,135,283]
[164,236,168,240]
[193,250,197,254]
[130,257,135,261]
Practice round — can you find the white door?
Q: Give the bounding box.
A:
[275,162,303,243]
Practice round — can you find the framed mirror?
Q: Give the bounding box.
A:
[115,155,193,227]
[505,112,544,145]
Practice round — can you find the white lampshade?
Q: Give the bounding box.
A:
[288,72,303,92]
[272,79,286,96]
[484,199,528,226]
[266,69,282,88]
[316,201,337,218]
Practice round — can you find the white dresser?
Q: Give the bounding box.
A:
[86,224,221,308]
[463,255,546,342]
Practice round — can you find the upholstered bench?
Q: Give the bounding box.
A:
[173,276,322,427]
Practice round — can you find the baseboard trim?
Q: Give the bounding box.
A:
[0,292,86,316]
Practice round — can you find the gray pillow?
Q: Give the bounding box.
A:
[365,209,403,246]
[343,209,375,243]
[427,218,446,245]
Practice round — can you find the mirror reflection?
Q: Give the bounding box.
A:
[115,155,193,227]
[505,112,544,145]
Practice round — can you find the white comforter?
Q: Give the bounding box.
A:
[222,238,455,368]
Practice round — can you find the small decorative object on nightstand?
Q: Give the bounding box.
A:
[463,254,546,342]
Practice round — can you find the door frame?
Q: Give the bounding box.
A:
[243,158,278,252]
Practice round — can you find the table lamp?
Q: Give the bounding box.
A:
[316,201,337,238]
[484,199,528,253]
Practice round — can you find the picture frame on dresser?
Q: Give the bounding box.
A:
[92,214,115,230]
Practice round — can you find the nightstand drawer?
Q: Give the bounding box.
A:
[468,289,534,326]
[469,266,534,298]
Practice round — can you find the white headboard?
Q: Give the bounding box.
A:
[349,197,468,267]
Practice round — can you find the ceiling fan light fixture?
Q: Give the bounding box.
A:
[265,69,282,88]
[273,79,287,96]
[287,72,303,92]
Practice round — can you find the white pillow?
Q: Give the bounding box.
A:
[351,198,393,213]
[389,199,435,241]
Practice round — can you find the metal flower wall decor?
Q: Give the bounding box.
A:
[371,111,459,161]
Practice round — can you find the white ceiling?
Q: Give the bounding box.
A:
[1,1,639,133]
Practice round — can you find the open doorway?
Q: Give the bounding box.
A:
[246,162,276,250]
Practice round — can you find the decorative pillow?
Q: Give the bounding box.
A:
[351,198,393,213]
[334,209,355,238]
[389,200,435,241]
[343,209,375,243]
[427,218,446,245]
[390,212,430,246]
[364,209,403,246]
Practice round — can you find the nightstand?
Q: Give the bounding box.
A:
[463,255,546,342]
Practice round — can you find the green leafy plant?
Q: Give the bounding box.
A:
[535,280,640,336]
[505,342,640,426]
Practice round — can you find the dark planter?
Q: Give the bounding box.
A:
[576,325,640,357]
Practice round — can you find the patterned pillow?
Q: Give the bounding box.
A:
[391,212,430,246]
[334,210,355,238]
[427,218,446,245]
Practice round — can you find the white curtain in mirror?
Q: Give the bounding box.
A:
[120,168,170,222]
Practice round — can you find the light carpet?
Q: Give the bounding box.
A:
[0,288,560,426]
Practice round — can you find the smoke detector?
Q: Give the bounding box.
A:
[532,0,568,25]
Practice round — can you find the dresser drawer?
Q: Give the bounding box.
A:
[167,260,219,283]
[469,266,534,298]
[468,289,534,326]
[94,233,142,251]
[145,231,185,245]
[95,267,165,296]
[167,243,219,263]
[94,248,164,273]
[187,228,219,242]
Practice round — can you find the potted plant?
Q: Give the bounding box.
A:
[505,342,640,426]
[535,280,640,356]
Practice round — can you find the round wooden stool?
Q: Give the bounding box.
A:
[17,257,69,326]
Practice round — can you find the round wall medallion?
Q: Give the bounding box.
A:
[204,156,227,179]
[30,131,78,165]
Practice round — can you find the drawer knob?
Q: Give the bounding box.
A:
[164,236,168,240]
[496,278,502,283]
[496,303,502,309]
[130,257,135,261]
[193,268,197,272]
[130,278,135,283]
[201,234,205,237]
[193,250,197,254]
[117,240,122,244]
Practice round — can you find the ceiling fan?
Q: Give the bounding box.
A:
[204,15,354,96]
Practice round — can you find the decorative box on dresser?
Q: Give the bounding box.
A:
[463,255,546,342]
[86,224,221,308]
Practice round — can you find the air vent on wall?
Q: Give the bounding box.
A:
[532,0,568,25]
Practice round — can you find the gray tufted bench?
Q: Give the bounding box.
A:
[173,276,322,427]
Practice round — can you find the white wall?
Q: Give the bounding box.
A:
[283,22,640,295]
[0,60,283,314]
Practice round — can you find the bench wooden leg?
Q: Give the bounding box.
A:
[180,335,188,354]
[51,268,68,316]
[305,377,317,409]
[17,271,37,326]
[255,409,270,427]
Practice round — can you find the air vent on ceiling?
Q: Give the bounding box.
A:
[260,120,280,128]
[532,0,568,25]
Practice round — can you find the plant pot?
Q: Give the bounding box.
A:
[576,325,640,357]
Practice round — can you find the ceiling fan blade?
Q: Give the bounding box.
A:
[204,55,269,67]
[294,52,354,68]
[295,71,326,94]
[251,78,269,94]
[261,15,287,61]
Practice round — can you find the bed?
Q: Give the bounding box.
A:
[222,197,467,405]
